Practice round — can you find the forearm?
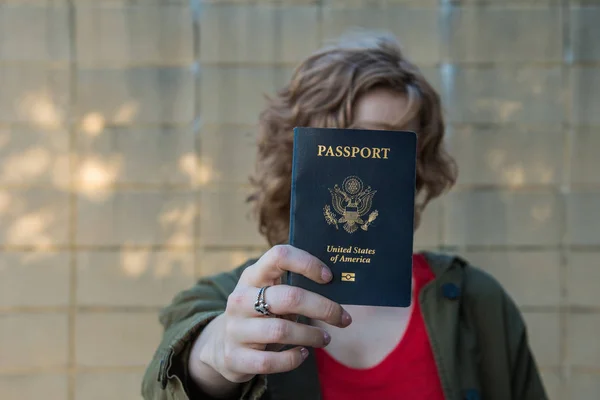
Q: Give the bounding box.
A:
[189,314,243,399]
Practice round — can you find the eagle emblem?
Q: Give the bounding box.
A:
[323,176,379,233]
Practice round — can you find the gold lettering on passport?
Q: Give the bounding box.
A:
[323,176,379,234]
[327,245,375,255]
[317,145,391,159]
[327,245,376,264]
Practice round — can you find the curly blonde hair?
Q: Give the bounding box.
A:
[249,33,457,246]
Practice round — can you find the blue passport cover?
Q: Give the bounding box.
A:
[287,127,417,308]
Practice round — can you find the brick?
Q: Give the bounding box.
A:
[456,0,559,3]
[571,6,600,62]
[0,374,67,400]
[447,126,565,186]
[75,0,188,3]
[76,3,193,67]
[77,190,196,247]
[321,6,442,64]
[77,250,195,307]
[568,313,600,368]
[462,250,561,307]
[200,5,277,63]
[567,251,600,308]
[199,66,277,125]
[197,248,266,277]
[77,67,194,125]
[0,188,70,247]
[445,66,563,124]
[0,4,70,62]
[446,7,561,62]
[567,191,600,246]
[522,312,560,367]
[443,190,561,247]
[323,0,439,5]
[567,371,600,400]
[540,370,562,400]
[0,125,70,187]
[571,67,600,126]
[571,129,600,185]
[78,126,197,185]
[420,66,442,97]
[278,6,320,64]
[199,187,266,247]
[272,67,295,90]
[201,0,316,3]
[0,251,70,308]
[76,312,162,367]
[413,198,441,249]
[76,370,144,400]
[200,0,316,2]
[0,64,69,125]
[0,313,68,369]
[199,124,257,185]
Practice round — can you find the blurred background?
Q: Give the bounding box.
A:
[0,0,598,399]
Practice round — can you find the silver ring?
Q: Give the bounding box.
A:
[254,286,273,316]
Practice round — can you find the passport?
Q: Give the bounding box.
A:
[287,127,417,308]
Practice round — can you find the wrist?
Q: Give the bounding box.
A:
[187,313,243,399]
[189,334,241,399]
[196,333,219,375]
[189,317,221,380]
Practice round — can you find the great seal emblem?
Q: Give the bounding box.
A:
[323,176,379,233]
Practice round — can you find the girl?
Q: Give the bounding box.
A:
[143,33,547,400]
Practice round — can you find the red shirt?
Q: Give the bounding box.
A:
[314,254,445,400]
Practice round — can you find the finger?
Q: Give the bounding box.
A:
[229,285,351,328]
[240,245,332,286]
[225,346,309,376]
[229,317,331,348]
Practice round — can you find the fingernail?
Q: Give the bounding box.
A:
[300,347,309,360]
[321,267,332,282]
[323,331,331,345]
[341,309,352,326]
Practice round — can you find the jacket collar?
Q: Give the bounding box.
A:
[422,250,463,277]
[419,251,467,399]
[421,251,481,400]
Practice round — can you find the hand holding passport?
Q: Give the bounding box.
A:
[288,127,417,308]
[184,127,417,386]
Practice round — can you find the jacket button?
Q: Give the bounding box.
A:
[464,389,480,400]
[442,283,461,300]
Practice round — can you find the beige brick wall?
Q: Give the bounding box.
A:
[0,1,598,399]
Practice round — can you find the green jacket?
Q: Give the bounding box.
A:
[142,252,548,400]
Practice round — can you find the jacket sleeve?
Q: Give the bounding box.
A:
[141,259,267,400]
[460,262,549,400]
[503,292,549,400]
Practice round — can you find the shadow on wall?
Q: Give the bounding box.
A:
[0,89,216,278]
